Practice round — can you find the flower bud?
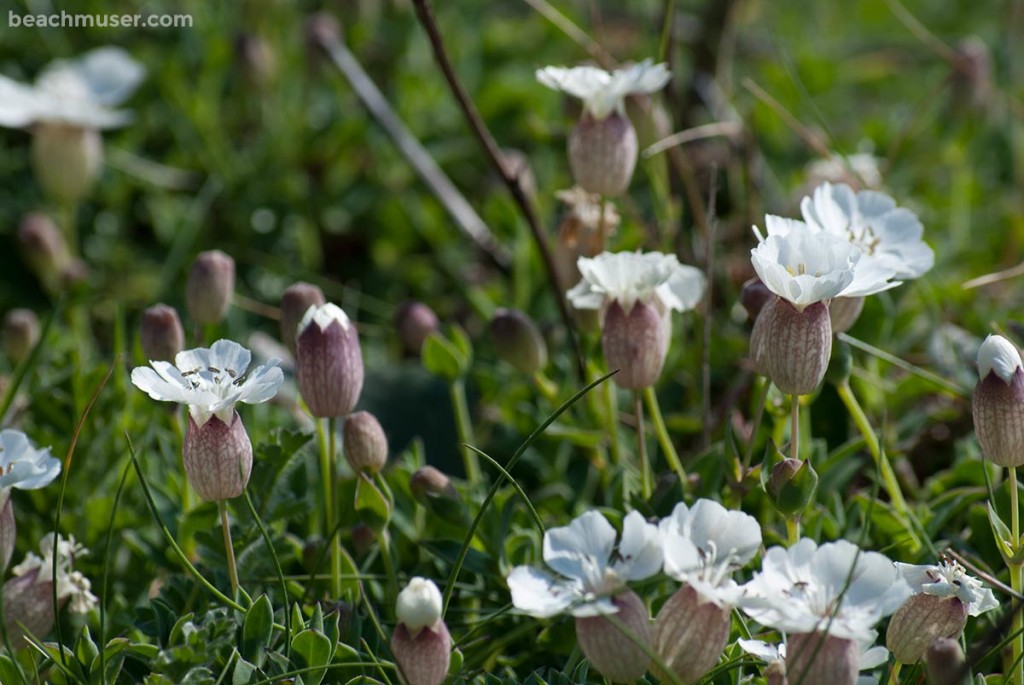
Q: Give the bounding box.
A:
[828,296,865,334]
[185,250,235,324]
[3,309,40,364]
[748,295,775,375]
[602,300,670,389]
[139,304,185,363]
[786,632,858,685]
[740,278,773,322]
[651,584,732,684]
[31,124,103,204]
[235,33,276,88]
[2,570,56,644]
[568,111,639,197]
[760,299,832,396]
[18,212,71,292]
[973,335,1024,467]
[183,413,253,501]
[925,637,966,685]
[392,577,451,685]
[351,523,376,558]
[343,411,388,474]
[410,466,457,502]
[0,491,13,574]
[951,37,992,114]
[395,301,439,356]
[489,308,548,375]
[280,282,325,353]
[768,457,818,517]
[886,594,968,664]
[575,590,652,684]
[296,303,364,417]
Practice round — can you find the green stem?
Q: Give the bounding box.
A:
[328,416,341,598]
[785,516,800,546]
[643,386,686,491]
[451,378,480,482]
[1012,466,1023,685]
[887,661,902,685]
[378,528,399,606]
[317,418,332,539]
[743,377,771,471]
[634,391,651,500]
[836,381,909,515]
[791,394,800,461]
[603,380,623,467]
[219,500,239,597]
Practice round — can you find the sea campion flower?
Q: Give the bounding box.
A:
[391,577,451,685]
[507,510,662,683]
[886,559,997,664]
[279,282,325,353]
[568,251,705,389]
[537,61,670,196]
[0,47,144,203]
[139,304,185,363]
[185,250,236,325]
[295,303,364,417]
[343,411,388,474]
[973,334,1024,467]
[130,339,283,501]
[739,638,890,685]
[4,534,97,644]
[653,499,762,684]
[738,539,911,685]
[0,430,61,573]
[489,308,548,375]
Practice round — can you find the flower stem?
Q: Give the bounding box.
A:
[643,386,686,491]
[604,379,623,468]
[785,516,800,546]
[378,528,399,606]
[887,661,902,685]
[328,416,341,598]
[634,391,651,500]
[218,500,239,597]
[1011,466,1023,685]
[791,394,800,461]
[450,378,480,482]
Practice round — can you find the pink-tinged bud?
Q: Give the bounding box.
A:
[3,309,40,364]
[235,34,276,88]
[0,491,13,574]
[489,308,548,375]
[951,38,992,114]
[410,466,456,502]
[392,578,451,685]
[343,411,388,474]
[140,304,185,363]
[395,301,440,356]
[759,299,832,395]
[31,124,103,204]
[973,335,1024,467]
[185,250,236,324]
[886,594,968,664]
[765,662,787,685]
[296,303,364,417]
[748,295,775,375]
[828,296,865,334]
[602,300,669,389]
[786,632,858,685]
[183,413,253,501]
[280,282,325,353]
[351,524,376,557]
[2,570,56,645]
[568,111,639,197]
[925,637,966,685]
[18,212,71,292]
[652,584,732,684]
[740,278,773,322]
[575,590,651,683]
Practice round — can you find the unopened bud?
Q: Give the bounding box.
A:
[768,457,818,516]
[31,124,103,204]
[951,38,992,114]
[886,594,968,664]
[759,299,832,395]
[183,413,253,501]
[973,335,1024,467]
[489,308,548,375]
[410,466,457,502]
[602,300,669,389]
[925,637,967,685]
[18,212,70,291]
[740,278,773,322]
[652,584,731,684]
[2,571,56,645]
[280,282,325,353]
[0,491,13,574]
[139,304,185,363]
[186,250,235,324]
[786,632,858,685]
[395,301,439,356]
[351,524,376,557]
[828,296,865,334]
[392,578,451,685]
[568,111,639,197]
[3,309,40,364]
[235,34,276,88]
[296,303,364,417]
[343,411,388,474]
[576,590,652,683]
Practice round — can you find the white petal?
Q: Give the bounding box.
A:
[657,264,706,312]
[130,364,193,404]
[858,645,890,670]
[737,638,782,662]
[978,335,1022,383]
[507,566,580,618]
[543,510,616,582]
[207,339,252,376]
[0,75,42,127]
[612,511,662,581]
[66,46,145,105]
[237,362,284,405]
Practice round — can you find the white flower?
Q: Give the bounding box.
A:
[978,334,1022,383]
[0,47,144,130]
[536,60,670,120]
[0,430,60,491]
[297,302,353,336]
[131,339,284,426]
[739,638,889,685]
[567,251,705,315]
[659,499,762,606]
[739,539,911,642]
[801,182,933,281]
[894,560,998,617]
[12,534,97,613]
[508,510,661,618]
[396,577,444,632]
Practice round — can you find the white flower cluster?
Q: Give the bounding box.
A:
[12,534,98,614]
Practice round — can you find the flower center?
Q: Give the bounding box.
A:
[847,221,881,256]
[180,363,247,396]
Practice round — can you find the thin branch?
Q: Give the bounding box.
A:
[409,0,586,382]
[702,164,718,449]
[643,121,743,158]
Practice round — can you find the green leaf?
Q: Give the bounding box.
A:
[290,629,332,685]
[987,501,1015,565]
[421,332,468,381]
[449,647,464,675]
[354,472,391,529]
[241,594,274,666]
[232,655,257,685]
[0,655,24,685]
